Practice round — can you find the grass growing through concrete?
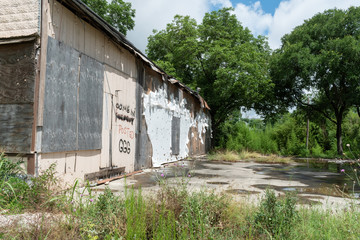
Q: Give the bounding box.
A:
[208,150,293,164]
[1,152,360,239]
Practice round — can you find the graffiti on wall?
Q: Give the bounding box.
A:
[116,103,135,116]
[115,103,135,124]
[118,125,135,139]
[116,113,135,124]
[119,139,131,154]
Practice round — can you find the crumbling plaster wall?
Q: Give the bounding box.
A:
[142,72,211,167]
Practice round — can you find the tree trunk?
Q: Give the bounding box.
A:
[335,113,343,156]
[210,111,218,149]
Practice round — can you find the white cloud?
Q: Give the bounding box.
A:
[209,0,232,8]
[268,0,360,49]
[232,1,272,37]
[125,0,360,53]
[126,0,210,53]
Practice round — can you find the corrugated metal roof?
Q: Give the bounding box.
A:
[59,0,210,110]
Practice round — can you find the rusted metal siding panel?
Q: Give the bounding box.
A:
[41,37,79,152]
[0,0,40,39]
[134,61,152,170]
[48,0,137,79]
[42,37,105,153]
[0,41,36,153]
[78,54,104,150]
[0,104,33,153]
[0,42,36,104]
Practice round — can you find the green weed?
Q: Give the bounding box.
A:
[254,189,298,239]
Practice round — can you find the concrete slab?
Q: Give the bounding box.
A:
[90,157,360,210]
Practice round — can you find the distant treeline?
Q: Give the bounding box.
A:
[218,109,360,158]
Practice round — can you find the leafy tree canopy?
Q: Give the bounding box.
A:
[82,0,135,35]
[270,6,360,155]
[146,8,272,139]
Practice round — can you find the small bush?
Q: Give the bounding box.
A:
[0,152,62,212]
[254,189,298,239]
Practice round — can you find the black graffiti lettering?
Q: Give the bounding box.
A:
[116,113,135,125]
[119,139,123,152]
[116,102,135,116]
[119,139,131,154]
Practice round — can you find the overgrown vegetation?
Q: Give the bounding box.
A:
[217,108,360,159]
[0,153,62,213]
[254,189,298,239]
[1,153,360,239]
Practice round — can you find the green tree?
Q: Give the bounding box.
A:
[82,0,135,35]
[270,7,360,155]
[146,8,272,143]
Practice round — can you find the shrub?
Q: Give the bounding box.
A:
[0,153,30,211]
[0,152,62,212]
[254,189,298,239]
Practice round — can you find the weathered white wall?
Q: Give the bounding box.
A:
[35,0,211,183]
[143,84,210,167]
[36,0,139,180]
[0,0,40,38]
[38,150,101,185]
[102,66,137,173]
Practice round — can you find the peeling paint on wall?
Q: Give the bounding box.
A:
[0,0,212,182]
[143,84,211,167]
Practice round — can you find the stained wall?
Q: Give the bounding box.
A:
[16,0,211,182]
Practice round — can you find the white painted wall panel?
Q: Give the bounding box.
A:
[39,150,101,185]
[143,86,210,167]
[103,66,137,173]
[0,0,40,38]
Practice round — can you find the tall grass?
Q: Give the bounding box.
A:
[1,152,360,239]
[1,175,360,239]
[208,150,293,164]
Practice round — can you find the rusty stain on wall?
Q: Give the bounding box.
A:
[0,41,36,153]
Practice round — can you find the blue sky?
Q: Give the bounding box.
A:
[240,0,281,14]
[226,0,282,14]
[126,0,360,54]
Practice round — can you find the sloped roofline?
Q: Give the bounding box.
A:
[58,0,210,110]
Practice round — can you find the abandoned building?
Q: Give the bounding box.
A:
[0,0,211,183]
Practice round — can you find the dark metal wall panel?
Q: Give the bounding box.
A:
[41,37,79,152]
[0,41,36,153]
[0,42,36,104]
[0,104,33,153]
[78,54,104,150]
[135,61,152,170]
[171,116,180,155]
